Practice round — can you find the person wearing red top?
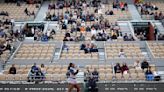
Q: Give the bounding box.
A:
[120,2,124,8]
[121,63,129,74]
[134,0,139,4]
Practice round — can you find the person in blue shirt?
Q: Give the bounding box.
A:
[31,63,39,73]
[28,63,39,82]
[41,33,48,41]
[145,66,154,81]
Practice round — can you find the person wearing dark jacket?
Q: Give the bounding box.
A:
[145,66,153,75]
[92,68,99,81]
[114,63,121,73]
[9,64,16,74]
[87,77,98,92]
[141,60,149,70]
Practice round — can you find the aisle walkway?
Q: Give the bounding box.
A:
[118,21,132,35]
[128,4,142,20]
[126,0,134,4]
[154,21,164,34]
[34,1,49,21]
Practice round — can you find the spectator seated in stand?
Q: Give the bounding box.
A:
[48,3,56,10]
[123,33,134,41]
[118,48,126,58]
[145,66,154,81]
[121,63,129,74]
[134,60,142,70]
[80,43,98,53]
[46,29,54,40]
[40,64,46,80]
[95,30,108,41]
[24,8,35,16]
[78,33,85,41]
[114,63,122,73]
[35,68,44,81]
[141,59,149,71]
[0,39,13,55]
[123,33,128,41]
[80,42,86,50]
[28,63,44,82]
[128,34,134,41]
[105,10,114,15]
[52,14,59,21]
[28,63,39,82]
[111,32,118,40]
[84,67,92,81]
[84,44,91,53]
[8,64,16,74]
[0,11,9,16]
[41,33,48,42]
[45,12,51,20]
[153,71,161,81]
[92,68,99,82]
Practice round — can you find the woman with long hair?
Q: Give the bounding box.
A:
[67,63,80,92]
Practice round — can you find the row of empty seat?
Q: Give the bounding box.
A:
[14,44,55,60]
[98,73,146,81]
[0,74,66,81]
[0,50,10,63]
[5,64,68,69]
[0,3,39,21]
[148,42,164,58]
[105,43,144,59]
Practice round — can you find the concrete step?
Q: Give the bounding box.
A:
[53,48,61,60]
[35,1,49,21]
[99,52,105,61]
[158,71,164,80]
[118,22,132,35]
[142,52,151,61]
[128,4,141,20]
[154,22,164,34]
[77,72,84,83]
